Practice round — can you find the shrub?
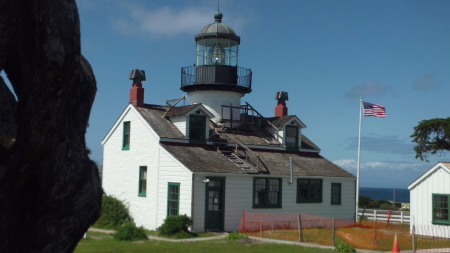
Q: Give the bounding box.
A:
[335,242,356,252]
[157,215,193,237]
[93,195,131,229]
[170,231,196,239]
[113,222,148,241]
[226,231,248,240]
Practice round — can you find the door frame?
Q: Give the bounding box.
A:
[204,177,225,231]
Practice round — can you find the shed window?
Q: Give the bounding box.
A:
[297,179,322,203]
[433,194,450,225]
[331,183,341,205]
[122,121,130,150]
[253,178,282,208]
[138,166,147,197]
[167,183,180,216]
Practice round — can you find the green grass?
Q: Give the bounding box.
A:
[75,234,335,253]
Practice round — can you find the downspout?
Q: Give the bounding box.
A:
[289,157,293,184]
[191,173,195,232]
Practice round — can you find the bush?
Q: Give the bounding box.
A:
[93,195,131,229]
[113,222,148,241]
[157,215,193,237]
[170,231,196,239]
[226,232,248,240]
[335,242,356,252]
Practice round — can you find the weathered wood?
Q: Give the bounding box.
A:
[0,0,102,252]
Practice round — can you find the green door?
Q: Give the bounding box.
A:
[205,177,225,231]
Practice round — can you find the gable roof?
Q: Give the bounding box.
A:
[268,115,307,128]
[163,104,214,118]
[408,161,450,190]
[137,104,186,139]
[161,142,354,178]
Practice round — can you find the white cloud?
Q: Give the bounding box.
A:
[333,159,422,173]
[412,74,441,92]
[110,4,245,38]
[345,82,389,99]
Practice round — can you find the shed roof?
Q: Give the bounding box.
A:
[161,142,355,178]
[408,161,450,190]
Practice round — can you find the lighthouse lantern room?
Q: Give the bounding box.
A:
[181,11,252,123]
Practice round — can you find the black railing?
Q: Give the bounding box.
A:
[181,65,252,91]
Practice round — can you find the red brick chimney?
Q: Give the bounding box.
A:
[275,91,288,117]
[130,82,144,107]
[129,69,146,107]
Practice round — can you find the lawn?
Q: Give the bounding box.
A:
[75,232,336,253]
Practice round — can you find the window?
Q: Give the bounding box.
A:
[138,166,147,197]
[331,183,341,205]
[253,178,282,208]
[285,125,299,150]
[433,194,450,225]
[189,114,206,144]
[297,179,322,203]
[167,183,180,216]
[122,121,130,150]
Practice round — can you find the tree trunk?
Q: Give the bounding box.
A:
[0,1,102,252]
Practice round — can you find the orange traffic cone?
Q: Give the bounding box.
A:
[391,233,401,253]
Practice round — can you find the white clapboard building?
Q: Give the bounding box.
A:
[409,162,450,237]
[101,11,356,232]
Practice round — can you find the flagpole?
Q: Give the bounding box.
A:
[356,97,363,221]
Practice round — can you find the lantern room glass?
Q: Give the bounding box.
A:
[196,38,238,66]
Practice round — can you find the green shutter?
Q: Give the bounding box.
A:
[331,183,341,205]
[432,194,450,225]
[285,125,299,151]
[297,179,323,203]
[189,114,207,144]
[253,178,282,208]
[167,183,180,216]
[138,166,147,197]
[122,121,130,150]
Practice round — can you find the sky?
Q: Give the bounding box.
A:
[3,0,449,189]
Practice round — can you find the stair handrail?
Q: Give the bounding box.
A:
[244,102,282,141]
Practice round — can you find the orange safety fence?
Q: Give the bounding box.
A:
[238,210,450,252]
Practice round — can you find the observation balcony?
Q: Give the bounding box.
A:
[181,65,252,94]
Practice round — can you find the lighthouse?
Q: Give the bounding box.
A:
[181,11,252,124]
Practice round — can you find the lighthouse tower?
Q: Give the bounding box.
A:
[181,11,252,124]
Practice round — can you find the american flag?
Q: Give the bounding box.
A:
[363,102,386,118]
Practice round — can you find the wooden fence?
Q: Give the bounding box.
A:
[358,208,410,223]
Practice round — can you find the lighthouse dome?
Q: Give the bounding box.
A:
[195,11,240,42]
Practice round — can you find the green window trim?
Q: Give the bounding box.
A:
[122,121,130,150]
[331,183,341,205]
[253,178,282,208]
[189,114,207,144]
[297,178,323,203]
[138,166,147,197]
[167,183,180,216]
[432,194,450,225]
[285,125,299,151]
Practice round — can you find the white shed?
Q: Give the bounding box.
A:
[408,162,450,237]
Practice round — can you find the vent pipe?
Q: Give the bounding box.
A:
[129,69,146,107]
[275,91,288,117]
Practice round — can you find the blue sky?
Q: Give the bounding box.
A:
[4,0,449,189]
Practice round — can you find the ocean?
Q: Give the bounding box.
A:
[359,187,410,203]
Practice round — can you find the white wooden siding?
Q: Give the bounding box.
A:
[102,107,160,230]
[410,165,450,237]
[192,174,355,232]
[156,148,193,229]
[171,116,187,136]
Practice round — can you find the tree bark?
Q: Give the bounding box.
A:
[0,1,102,252]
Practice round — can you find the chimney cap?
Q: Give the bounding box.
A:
[129,69,146,82]
[275,91,288,100]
